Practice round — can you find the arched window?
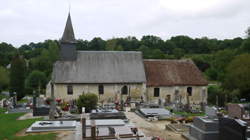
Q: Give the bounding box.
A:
[98,85,104,95]
[121,86,128,95]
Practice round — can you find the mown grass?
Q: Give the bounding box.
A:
[0,113,56,140]
[17,99,29,104]
[0,107,7,114]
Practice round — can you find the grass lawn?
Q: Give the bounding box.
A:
[17,99,29,104]
[0,113,56,140]
[0,107,7,114]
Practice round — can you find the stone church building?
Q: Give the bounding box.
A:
[46,13,208,106]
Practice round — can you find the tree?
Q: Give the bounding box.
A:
[25,70,47,95]
[76,93,98,113]
[106,39,124,51]
[10,55,26,100]
[29,41,59,76]
[223,54,250,99]
[240,39,250,53]
[0,67,9,92]
[0,42,17,66]
[173,48,184,59]
[89,37,106,50]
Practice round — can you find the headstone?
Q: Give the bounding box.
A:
[227,104,244,119]
[0,99,4,108]
[188,117,219,140]
[205,106,217,119]
[219,117,247,140]
[82,107,85,114]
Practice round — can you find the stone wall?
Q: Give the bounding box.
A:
[46,83,146,103]
[146,86,207,105]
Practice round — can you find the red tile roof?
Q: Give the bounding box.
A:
[144,59,208,87]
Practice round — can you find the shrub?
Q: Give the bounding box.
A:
[76,93,98,113]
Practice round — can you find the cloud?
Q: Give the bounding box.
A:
[0,0,249,47]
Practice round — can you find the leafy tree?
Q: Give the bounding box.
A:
[223,54,250,99]
[29,41,59,76]
[76,39,89,50]
[106,39,124,51]
[170,36,195,53]
[25,70,47,95]
[89,37,105,50]
[0,42,17,66]
[191,55,210,72]
[77,93,98,113]
[208,49,236,81]
[9,55,26,100]
[207,85,225,106]
[240,39,250,53]
[173,48,184,59]
[0,67,9,92]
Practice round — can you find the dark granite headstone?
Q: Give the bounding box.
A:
[189,117,219,140]
[219,117,247,140]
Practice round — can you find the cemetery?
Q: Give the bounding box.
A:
[1,2,250,139]
[3,90,250,140]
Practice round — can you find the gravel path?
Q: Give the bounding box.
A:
[125,112,185,140]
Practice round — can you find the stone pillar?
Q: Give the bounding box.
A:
[49,82,56,120]
[91,120,96,140]
[33,91,37,116]
[82,117,86,139]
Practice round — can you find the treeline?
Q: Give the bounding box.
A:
[0,32,250,103]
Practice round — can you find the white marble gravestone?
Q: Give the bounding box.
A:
[205,106,217,119]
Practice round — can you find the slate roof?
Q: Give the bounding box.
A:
[53,51,146,84]
[61,13,76,43]
[144,59,208,87]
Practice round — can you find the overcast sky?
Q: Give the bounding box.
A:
[0,0,250,47]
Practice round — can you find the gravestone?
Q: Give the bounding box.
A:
[227,103,245,119]
[188,117,219,140]
[205,106,217,119]
[219,117,247,140]
[33,95,50,116]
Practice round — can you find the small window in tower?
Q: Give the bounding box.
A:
[154,88,160,97]
[187,87,192,96]
[99,85,104,95]
[121,86,128,95]
[67,85,73,95]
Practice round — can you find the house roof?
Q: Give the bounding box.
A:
[144,59,208,87]
[61,13,76,43]
[53,51,146,84]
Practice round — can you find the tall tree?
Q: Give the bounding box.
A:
[25,70,47,95]
[0,67,9,92]
[223,54,250,99]
[10,55,26,100]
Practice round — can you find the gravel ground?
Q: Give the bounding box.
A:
[125,112,185,140]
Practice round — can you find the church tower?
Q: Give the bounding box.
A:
[59,13,77,61]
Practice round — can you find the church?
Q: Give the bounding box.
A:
[46,13,208,106]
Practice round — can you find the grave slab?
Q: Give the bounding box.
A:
[26,121,76,133]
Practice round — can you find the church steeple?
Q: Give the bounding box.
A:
[61,13,76,43]
[59,12,77,61]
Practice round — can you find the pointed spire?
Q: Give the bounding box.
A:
[61,13,76,43]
